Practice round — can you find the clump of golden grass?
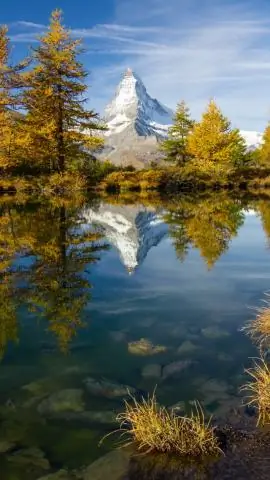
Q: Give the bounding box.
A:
[241,358,270,426]
[102,393,221,458]
[243,295,270,352]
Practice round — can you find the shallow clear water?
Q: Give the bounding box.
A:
[0,192,270,478]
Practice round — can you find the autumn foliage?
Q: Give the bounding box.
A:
[0,10,104,177]
[1,10,270,188]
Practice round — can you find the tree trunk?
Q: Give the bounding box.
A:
[57,85,65,173]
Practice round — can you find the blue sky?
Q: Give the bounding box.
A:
[3,0,270,130]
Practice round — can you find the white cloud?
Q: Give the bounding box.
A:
[8,0,270,130]
[88,0,270,130]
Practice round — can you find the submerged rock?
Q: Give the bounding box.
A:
[202,379,230,394]
[38,389,85,415]
[217,353,233,362]
[138,317,156,328]
[0,440,15,453]
[177,340,198,355]
[202,326,230,339]
[22,377,56,397]
[201,379,231,407]
[46,410,117,425]
[37,470,73,480]
[169,401,186,415]
[8,447,50,470]
[141,364,162,379]
[128,338,167,356]
[168,324,188,339]
[162,360,194,380]
[109,331,127,342]
[81,448,131,480]
[84,377,135,398]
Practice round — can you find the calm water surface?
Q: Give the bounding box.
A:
[0,192,270,478]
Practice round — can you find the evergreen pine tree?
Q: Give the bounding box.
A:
[187,100,246,174]
[161,100,194,166]
[22,10,104,173]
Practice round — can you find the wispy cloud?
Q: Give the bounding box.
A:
[8,0,270,129]
[91,0,270,130]
[12,21,45,29]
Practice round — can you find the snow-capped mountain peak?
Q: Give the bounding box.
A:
[104,69,173,138]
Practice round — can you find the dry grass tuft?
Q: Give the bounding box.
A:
[243,295,270,352]
[102,393,221,458]
[241,358,270,426]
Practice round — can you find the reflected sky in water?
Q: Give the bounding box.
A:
[0,194,270,475]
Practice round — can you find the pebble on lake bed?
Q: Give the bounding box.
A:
[128,338,167,356]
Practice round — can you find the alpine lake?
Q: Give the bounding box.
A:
[0,190,270,479]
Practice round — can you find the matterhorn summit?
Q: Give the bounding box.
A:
[104,68,173,138]
[102,69,174,166]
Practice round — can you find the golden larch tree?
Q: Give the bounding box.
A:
[22,10,104,173]
[259,124,270,166]
[187,100,246,176]
[0,26,25,171]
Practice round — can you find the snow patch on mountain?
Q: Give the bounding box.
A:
[83,204,168,273]
[104,68,173,139]
[240,130,263,151]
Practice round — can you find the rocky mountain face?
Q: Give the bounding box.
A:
[83,204,168,273]
[101,69,173,167]
[100,68,263,166]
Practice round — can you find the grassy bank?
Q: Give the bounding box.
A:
[99,166,270,194]
[3,165,270,197]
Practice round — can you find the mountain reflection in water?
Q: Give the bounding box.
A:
[0,192,270,478]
